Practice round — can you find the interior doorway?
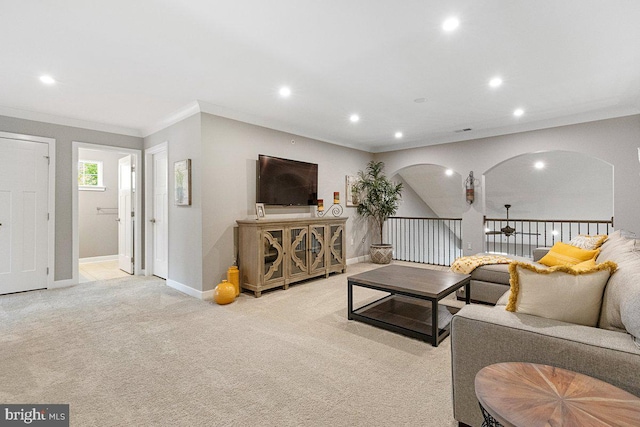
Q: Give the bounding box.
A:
[144,142,168,279]
[73,142,142,284]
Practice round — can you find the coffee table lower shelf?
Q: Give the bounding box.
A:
[350,294,455,345]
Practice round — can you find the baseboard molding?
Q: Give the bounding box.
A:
[347,255,370,265]
[79,255,118,264]
[50,278,77,289]
[167,279,214,300]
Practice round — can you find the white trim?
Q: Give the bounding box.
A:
[144,141,168,278]
[72,142,143,285]
[0,131,56,289]
[79,255,118,264]
[142,101,200,137]
[167,279,213,300]
[78,186,106,192]
[0,105,141,137]
[50,278,76,289]
[347,255,370,265]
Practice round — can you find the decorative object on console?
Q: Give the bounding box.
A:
[316,196,343,217]
[255,203,265,220]
[174,159,191,206]
[353,160,403,264]
[214,280,236,305]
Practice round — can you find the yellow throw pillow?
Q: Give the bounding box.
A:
[538,241,599,267]
[506,261,617,327]
[568,234,608,250]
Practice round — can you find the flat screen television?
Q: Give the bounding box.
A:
[257,155,318,206]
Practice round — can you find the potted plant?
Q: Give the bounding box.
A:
[354,160,403,264]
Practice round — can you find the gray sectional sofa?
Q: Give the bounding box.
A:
[450,231,640,427]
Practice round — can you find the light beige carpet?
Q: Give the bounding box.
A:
[0,262,460,426]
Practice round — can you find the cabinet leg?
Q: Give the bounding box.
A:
[283,283,289,290]
[254,291,261,298]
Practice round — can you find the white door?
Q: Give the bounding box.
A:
[118,155,133,274]
[0,138,49,293]
[151,150,168,279]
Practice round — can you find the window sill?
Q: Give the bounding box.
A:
[79,186,106,192]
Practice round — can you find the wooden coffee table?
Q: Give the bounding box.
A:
[347,265,470,347]
[475,362,640,427]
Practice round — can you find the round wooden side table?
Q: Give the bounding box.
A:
[475,362,640,427]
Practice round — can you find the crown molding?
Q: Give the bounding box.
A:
[141,101,201,137]
[0,105,142,137]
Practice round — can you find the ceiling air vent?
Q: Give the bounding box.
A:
[454,128,472,133]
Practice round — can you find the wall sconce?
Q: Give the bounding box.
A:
[465,171,475,204]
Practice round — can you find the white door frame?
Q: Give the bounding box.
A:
[144,141,168,277]
[72,142,142,283]
[0,131,55,288]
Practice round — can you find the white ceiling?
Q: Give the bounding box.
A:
[1,1,639,152]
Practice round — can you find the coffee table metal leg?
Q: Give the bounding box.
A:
[347,280,353,320]
[432,299,438,347]
[465,281,471,304]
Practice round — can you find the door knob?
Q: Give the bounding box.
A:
[116,218,121,222]
[150,218,156,223]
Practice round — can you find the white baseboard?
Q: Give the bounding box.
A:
[347,255,370,265]
[79,255,118,264]
[167,279,214,300]
[50,278,77,289]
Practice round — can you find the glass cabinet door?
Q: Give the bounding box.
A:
[263,229,284,283]
[309,225,326,273]
[329,224,344,266]
[288,226,308,278]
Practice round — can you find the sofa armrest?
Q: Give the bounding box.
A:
[450,305,640,427]
[532,246,552,262]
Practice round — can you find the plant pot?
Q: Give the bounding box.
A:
[370,244,393,264]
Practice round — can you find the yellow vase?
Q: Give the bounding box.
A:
[227,265,240,296]
[214,280,236,305]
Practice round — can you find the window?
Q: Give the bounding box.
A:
[78,160,105,191]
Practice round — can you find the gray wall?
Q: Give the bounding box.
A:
[376,114,640,256]
[144,114,203,290]
[200,113,372,292]
[0,115,143,280]
[78,148,125,258]
[394,175,437,218]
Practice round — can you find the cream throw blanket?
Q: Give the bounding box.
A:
[450,254,514,274]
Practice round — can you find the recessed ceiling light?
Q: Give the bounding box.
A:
[414,97,427,103]
[489,77,502,88]
[442,17,459,32]
[394,132,403,139]
[39,75,56,85]
[513,108,524,117]
[445,169,454,176]
[534,161,545,169]
[349,114,360,123]
[279,86,291,98]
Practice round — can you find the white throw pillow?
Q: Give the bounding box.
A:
[506,261,617,327]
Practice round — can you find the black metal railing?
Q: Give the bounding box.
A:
[386,217,463,266]
[483,216,614,258]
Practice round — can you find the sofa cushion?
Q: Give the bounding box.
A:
[469,253,535,285]
[506,261,617,327]
[597,231,640,331]
[539,241,599,267]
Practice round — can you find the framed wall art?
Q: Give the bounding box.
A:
[174,159,192,206]
[346,175,360,207]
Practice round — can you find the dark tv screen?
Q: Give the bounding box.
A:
[257,155,318,206]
